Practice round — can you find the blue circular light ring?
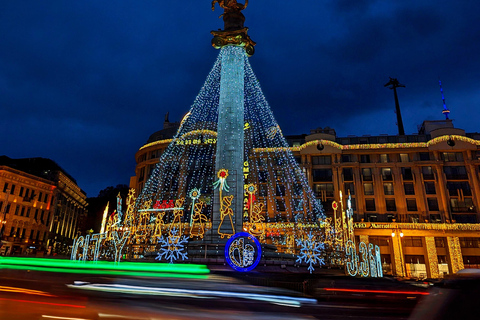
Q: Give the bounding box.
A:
[225,232,262,272]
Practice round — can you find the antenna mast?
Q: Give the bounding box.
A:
[384,77,406,136]
[439,79,450,119]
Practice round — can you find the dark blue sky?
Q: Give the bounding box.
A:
[1,1,479,197]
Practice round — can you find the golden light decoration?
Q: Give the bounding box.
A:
[252,134,480,153]
[425,237,440,278]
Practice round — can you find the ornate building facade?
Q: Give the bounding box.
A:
[131,119,480,278]
[0,156,87,255]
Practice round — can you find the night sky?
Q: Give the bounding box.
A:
[1,1,479,197]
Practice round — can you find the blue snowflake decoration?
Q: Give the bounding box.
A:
[156,228,188,264]
[296,232,325,273]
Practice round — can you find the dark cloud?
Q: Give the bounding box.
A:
[0,1,479,196]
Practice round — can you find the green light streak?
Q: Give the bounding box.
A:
[0,257,209,275]
[0,264,208,280]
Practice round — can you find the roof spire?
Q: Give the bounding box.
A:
[439,79,450,120]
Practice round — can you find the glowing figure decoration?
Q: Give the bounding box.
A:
[116,193,123,221]
[169,197,185,234]
[213,169,230,193]
[156,228,189,264]
[295,232,325,273]
[218,195,235,238]
[190,200,207,238]
[189,188,201,226]
[225,232,262,272]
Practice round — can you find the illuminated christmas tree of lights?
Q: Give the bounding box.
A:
[134,46,325,254]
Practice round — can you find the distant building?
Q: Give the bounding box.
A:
[130,113,180,193]
[131,118,480,278]
[0,156,87,255]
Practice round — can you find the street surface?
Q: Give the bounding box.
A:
[0,268,425,319]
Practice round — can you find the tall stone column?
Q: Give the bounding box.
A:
[211,46,245,240]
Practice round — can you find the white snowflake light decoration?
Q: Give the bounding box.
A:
[296,232,325,273]
[156,228,188,264]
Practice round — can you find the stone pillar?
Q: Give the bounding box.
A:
[424,236,440,278]
[447,236,464,274]
[211,46,245,240]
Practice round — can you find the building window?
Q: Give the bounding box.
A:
[360,154,370,163]
[5,204,10,213]
[406,199,418,211]
[383,182,394,195]
[343,168,354,181]
[400,154,410,162]
[19,187,24,197]
[362,168,372,181]
[380,154,389,163]
[44,194,48,202]
[459,238,480,248]
[446,181,472,197]
[403,237,423,247]
[10,184,15,194]
[419,152,431,161]
[344,183,355,196]
[365,199,376,211]
[342,154,353,163]
[422,166,435,180]
[404,183,415,195]
[363,183,374,195]
[424,182,436,194]
[450,198,475,213]
[315,184,334,198]
[442,152,463,162]
[312,156,331,165]
[29,229,34,239]
[276,184,285,197]
[259,184,268,197]
[401,167,413,180]
[258,171,268,183]
[312,169,333,182]
[14,205,19,215]
[444,166,468,179]
[385,199,397,211]
[20,207,25,216]
[369,236,390,246]
[435,237,445,247]
[427,198,439,211]
[381,168,393,181]
[2,183,8,193]
[38,192,43,202]
[276,200,286,212]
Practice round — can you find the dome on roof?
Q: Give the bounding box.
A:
[146,126,179,144]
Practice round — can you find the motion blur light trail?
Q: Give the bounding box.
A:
[0,285,55,297]
[323,288,430,295]
[0,257,209,279]
[68,282,318,308]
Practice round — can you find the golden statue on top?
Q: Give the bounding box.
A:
[211,0,256,56]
